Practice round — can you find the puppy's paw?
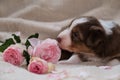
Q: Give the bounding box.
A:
[58,60,74,64]
[58,54,81,64]
[106,59,120,66]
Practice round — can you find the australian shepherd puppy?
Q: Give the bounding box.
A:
[57,16,120,66]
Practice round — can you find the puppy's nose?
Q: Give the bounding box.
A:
[56,37,62,43]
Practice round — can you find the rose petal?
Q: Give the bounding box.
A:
[28,46,34,56]
[28,38,40,47]
[48,70,68,80]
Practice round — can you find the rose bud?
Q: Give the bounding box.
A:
[3,44,25,66]
[28,57,48,74]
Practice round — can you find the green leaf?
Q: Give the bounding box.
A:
[23,50,30,65]
[12,34,21,43]
[28,33,39,39]
[25,33,39,48]
[25,40,31,49]
[0,38,15,52]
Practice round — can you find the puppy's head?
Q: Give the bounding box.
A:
[57,17,106,54]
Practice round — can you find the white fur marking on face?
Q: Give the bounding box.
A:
[99,20,115,35]
[57,28,71,49]
[70,18,88,30]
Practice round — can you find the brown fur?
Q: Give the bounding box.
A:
[70,16,120,61]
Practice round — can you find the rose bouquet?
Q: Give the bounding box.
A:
[0,33,61,74]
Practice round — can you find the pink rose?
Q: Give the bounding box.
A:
[3,44,25,66]
[28,57,48,74]
[38,39,61,63]
[28,38,61,63]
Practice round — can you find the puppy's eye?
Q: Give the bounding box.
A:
[72,32,80,41]
[73,32,79,38]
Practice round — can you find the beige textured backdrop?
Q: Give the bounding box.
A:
[0,0,120,39]
[0,0,120,80]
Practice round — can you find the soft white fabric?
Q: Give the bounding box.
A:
[0,0,120,80]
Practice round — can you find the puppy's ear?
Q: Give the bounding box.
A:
[86,26,105,47]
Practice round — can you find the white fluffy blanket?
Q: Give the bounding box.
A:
[0,0,120,80]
